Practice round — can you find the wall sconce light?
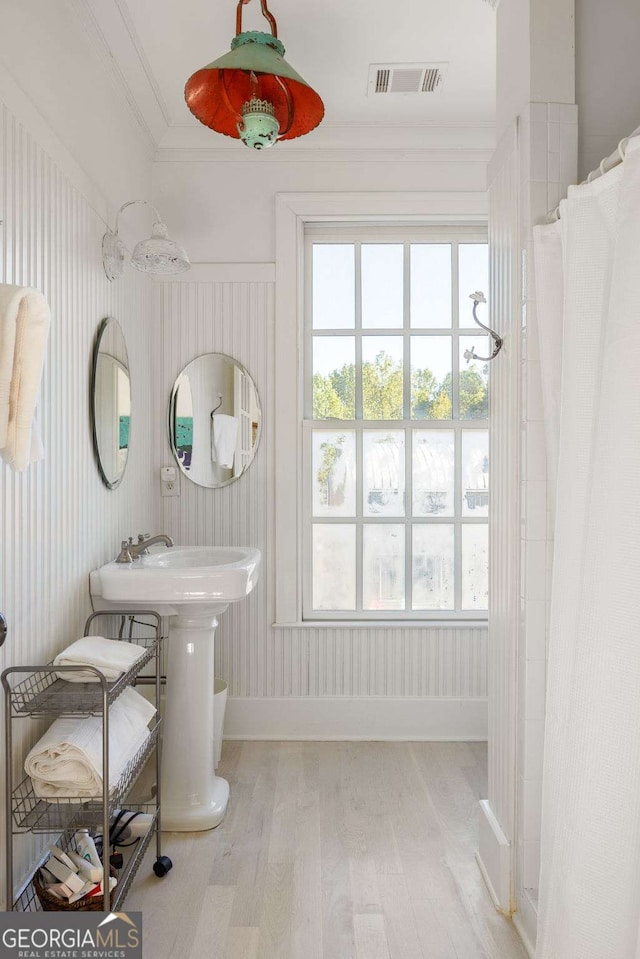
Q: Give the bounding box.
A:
[184,0,324,150]
[102,200,191,281]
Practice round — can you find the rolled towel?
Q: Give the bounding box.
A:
[25,687,155,800]
[53,636,147,683]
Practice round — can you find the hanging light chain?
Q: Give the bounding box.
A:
[236,0,278,37]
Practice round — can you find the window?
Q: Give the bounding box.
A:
[303,228,489,620]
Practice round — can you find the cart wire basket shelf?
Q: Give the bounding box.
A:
[11,720,161,833]
[12,804,159,912]
[6,619,161,718]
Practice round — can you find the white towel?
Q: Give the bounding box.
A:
[25,688,155,800]
[0,284,51,471]
[53,636,147,683]
[211,413,238,469]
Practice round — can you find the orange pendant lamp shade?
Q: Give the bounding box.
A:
[184,0,324,147]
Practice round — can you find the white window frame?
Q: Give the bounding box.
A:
[303,225,488,621]
[274,192,489,628]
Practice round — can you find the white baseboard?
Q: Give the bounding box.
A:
[477,799,512,914]
[224,696,487,741]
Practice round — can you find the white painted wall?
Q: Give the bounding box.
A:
[496,1,531,143]
[0,54,154,909]
[496,0,574,143]
[575,0,640,180]
[0,0,153,218]
[152,155,490,263]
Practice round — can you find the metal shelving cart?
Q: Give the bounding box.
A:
[2,610,172,913]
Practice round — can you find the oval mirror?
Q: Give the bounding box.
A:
[90,317,131,489]
[168,353,261,488]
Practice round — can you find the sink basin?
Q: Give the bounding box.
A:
[89,543,261,832]
[90,545,260,613]
[143,547,251,569]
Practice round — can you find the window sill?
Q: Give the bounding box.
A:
[272,619,489,630]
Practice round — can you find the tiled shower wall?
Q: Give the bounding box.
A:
[516,101,578,948]
[0,99,154,903]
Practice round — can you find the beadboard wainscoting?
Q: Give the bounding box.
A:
[0,98,154,904]
[154,276,488,740]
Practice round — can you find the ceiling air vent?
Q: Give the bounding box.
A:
[367,63,448,96]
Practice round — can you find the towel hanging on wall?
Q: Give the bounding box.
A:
[211,413,239,469]
[0,283,51,471]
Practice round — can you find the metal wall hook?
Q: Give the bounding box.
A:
[210,393,223,418]
[463,291,503,363]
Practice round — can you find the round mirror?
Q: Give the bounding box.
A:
[168,353,261,488]
[90,317,131,489]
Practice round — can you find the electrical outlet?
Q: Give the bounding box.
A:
[161,466,179,497]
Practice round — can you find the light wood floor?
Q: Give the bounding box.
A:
[127,742,528,959]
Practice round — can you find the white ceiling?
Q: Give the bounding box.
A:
[85,0,496,151]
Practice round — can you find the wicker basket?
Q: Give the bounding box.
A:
[34,866,118,912]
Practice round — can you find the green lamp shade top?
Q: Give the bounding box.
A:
[185,31,324,141]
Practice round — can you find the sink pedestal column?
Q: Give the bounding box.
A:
[161,607,229,831]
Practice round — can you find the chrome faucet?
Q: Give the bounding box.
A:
[115,533,174,563]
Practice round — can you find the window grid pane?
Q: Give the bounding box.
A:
[363,524,405,610]
[362,244,404,328]
[410,244,452,328]
[312,524,356,610]
[312,431,356,517]
[307,238,488,618]
[312,244,355,329]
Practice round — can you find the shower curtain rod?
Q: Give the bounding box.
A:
[550,123,640,220]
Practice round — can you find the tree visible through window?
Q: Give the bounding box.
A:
[305,234,489,619]
[313,351,488,421]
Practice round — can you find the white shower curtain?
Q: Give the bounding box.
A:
[534,137,640,959]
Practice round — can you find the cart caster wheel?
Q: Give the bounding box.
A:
[153,856,173,877]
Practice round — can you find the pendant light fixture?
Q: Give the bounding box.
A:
[184,0,324,150]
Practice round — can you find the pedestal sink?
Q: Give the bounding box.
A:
[90,546,260,831]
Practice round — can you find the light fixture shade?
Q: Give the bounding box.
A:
[185,31,324,142]
[130,221,191,276]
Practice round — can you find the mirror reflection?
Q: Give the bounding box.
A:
[90,317,131,489]
[169,353,261,488]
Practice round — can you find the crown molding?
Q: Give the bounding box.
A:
[73,0,169,149]
[154,146,494,165]
[157,117,496,160]
[159,119,496,150]
[166,118,497,131]
[110,0,171,126]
